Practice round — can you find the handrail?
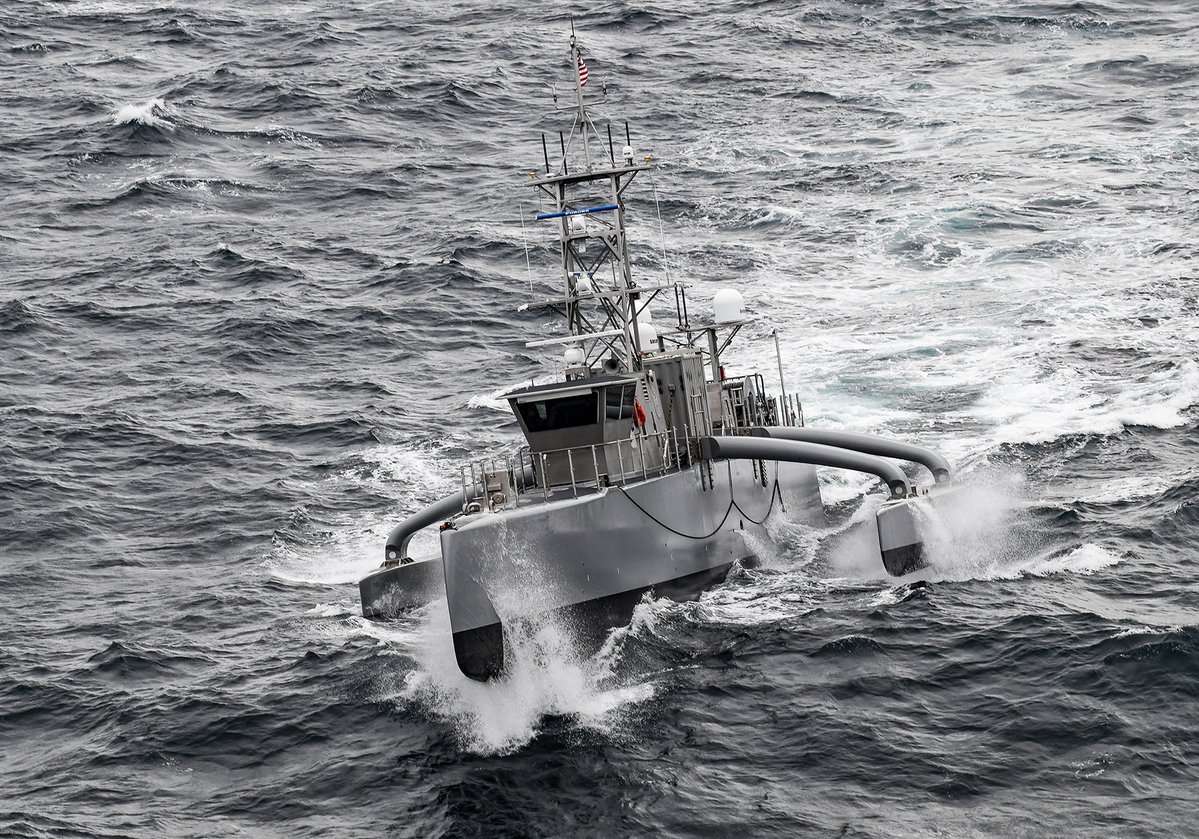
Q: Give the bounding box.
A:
[385,462,537,562]
[454,428,687,505]
[446,375,819,512]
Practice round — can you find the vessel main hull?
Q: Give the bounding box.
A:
[443,459,823,679]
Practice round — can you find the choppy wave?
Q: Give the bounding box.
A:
[111,97,172,129]
[3,0,1198,835]
[392,605,659,755]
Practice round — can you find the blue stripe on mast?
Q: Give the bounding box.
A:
[535,204,619,220]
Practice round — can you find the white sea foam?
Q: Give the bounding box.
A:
[1069,473,1179,505]
[823,487,896,579]
[266,526,391,586]
[910,480,1036,580]
[348,607,432,650]
[902,479,1125,583]
[719,160,1199,463]
[1013,543,1126,578]
[360,443,457,493]
[691,581,809,627]
[396,604,656,755]
[967,357,1199,447]
[112,98,172,129]
[265,443,455,585]
[592,595,672,674]
[1110,623,1183,640]
[299,603,417,652]
[342,529,667,754]
[822,471,1128,586]
[865,586,913,608]
[465,373,557,412]
[306,602,352,618]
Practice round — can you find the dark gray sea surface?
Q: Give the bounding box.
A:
[2,0,1197,835]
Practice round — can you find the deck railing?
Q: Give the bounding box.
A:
[455,383,803,511]
[457,428,697,509]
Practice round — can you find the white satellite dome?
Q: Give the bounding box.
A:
[713,288,745,324]
[636,319,658,349]
[563,344,585,367]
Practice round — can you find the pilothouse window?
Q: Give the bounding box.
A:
[605,384,635,420]
[518,392,599,432]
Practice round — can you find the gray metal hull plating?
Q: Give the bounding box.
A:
[360,555,444,619]
[443,459,823,678]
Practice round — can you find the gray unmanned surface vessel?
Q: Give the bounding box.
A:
[359,34,956,680]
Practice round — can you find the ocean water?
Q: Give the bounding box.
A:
[2,1,1197,835]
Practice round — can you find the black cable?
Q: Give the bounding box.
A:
[615,466,783,538]
[726,456,784,525]
[615,485,736,540]
[732,480,782,525]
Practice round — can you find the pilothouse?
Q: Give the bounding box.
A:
[359,32,958,681]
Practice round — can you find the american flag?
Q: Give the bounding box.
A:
[577,54,589,87]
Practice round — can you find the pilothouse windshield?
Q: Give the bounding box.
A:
[517,392,599,432]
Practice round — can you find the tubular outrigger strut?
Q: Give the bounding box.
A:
[700,430,957,577]
[751,427,951,484]
[699,435,911,499]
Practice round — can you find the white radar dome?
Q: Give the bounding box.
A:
[575,274,594,295]
[713,288,745,324]
[563,344,585,367]
[636,320,658,349]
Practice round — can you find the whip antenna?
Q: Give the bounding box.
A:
[651,174,671,282]
[519,200,534,294]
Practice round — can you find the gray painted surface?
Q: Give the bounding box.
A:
[384,494,466,561]
[877,497,921,555]
[384,465,537,559]
[875,483,970,575]
[442,459,822,634]
[360,554,443,618]
[756,426,952,482]
[361,428,956,619]
[700,434,909,497]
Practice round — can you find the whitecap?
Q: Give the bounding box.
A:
[1015,543,1125,578]
[306,602,352,618]
[111,97,173,130]
[466,372,557,412]
[969,357,1199,447]
[394,605,657,755]
[264,442,456,586]
[829,475,1125,585]
[1069,473,1180,505]
[1110,623,1183,639]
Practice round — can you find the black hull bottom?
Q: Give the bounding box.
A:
[452,622,506,682]
[453,558,746,681]
[881,543,928,577]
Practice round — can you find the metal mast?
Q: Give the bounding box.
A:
[524,32,676,373]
